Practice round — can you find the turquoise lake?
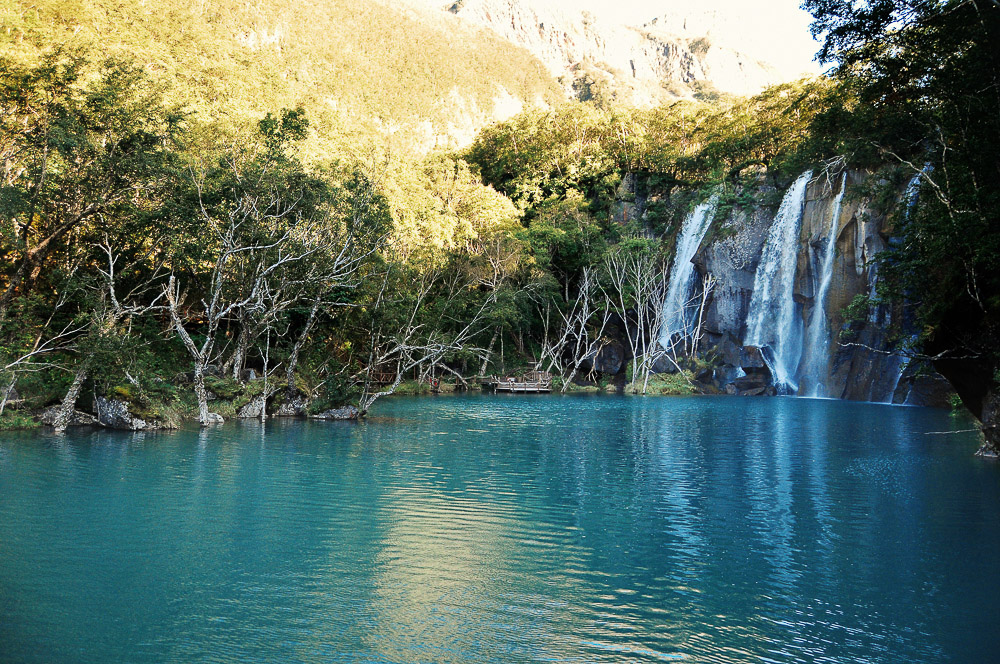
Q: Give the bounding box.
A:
[1,395,998,663]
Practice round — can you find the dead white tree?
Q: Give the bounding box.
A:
[165,198,317,425]
[210,165,391,403]
[689,273,717,358]
[0,277,84,417]
[645,273,717,395]
[660,271,719,362]
[603,242,668,393]
[354,266,494,416]
[50,239,166,432]
[281,213,388,395]
[0,321,81,416]
[637,264,672,395]
[532,267,611,391]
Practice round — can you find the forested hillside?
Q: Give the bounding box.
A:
[1,1,998,454]
[2,0,563,153]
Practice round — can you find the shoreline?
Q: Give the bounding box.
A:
[0,382,966,436]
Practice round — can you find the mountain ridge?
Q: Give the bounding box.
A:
[3,0,798,156]
[441,0,787,104]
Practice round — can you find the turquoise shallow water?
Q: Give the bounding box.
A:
[1,394,998,663]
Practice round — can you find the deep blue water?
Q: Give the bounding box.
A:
[1,395,998,664]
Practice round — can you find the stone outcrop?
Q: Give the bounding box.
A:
[978,391,1000,456]
[39,406,98,428]
[273,394,309,417]
[696,204,774,343]
[893,363,955,408]
[237,394,268,419]
[311,406,360,420]
[579,338,626,375]
[447,0,785,102]
[94,397,172,431]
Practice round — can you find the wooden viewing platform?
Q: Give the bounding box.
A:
[481,371,552,393]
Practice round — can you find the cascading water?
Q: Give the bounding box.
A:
[659,196,719,351]
[744,170,812,393]
[800,173,847,397]
[875,167,932,403]
[879,333,919,404]
[905,166,932,210]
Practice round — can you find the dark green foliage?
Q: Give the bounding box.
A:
[805,0,1000,417]
[522,196,608,290]
[0,51,181,309]
[307,360,356,414]
[2,0,995,428]
[467,104,622,214]
[839,294,872,342]
[0,412,39,430]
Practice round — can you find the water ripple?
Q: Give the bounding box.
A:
[0,395,996,663]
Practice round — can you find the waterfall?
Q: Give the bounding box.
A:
[744,170,812,392]
[659,196,718,351]
[905,166,931,210]
[800,173,847,397]
[877,168,931,403]
[882,352,907,404]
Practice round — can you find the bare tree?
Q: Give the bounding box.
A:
[533,267,611,391]
[603,242,668,393]
[0,274,84,417]
[50,239,166,432]
[281,205,388,395]
[165,196,316,424]
[0,320,81,416]
[354,265,494,416]
[689,274,717,359]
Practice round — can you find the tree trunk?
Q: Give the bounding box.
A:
[358,372,403,417]
[0,377,16,416]
[479,331,497,376]
[562,366,578,393]
[53,365,88,433]
[979,390,1000,456]
[285,348,298,395]
[165,276,217,426]
[437,363,469,390]
[231,326,249,382]
[287,299,321,396]
[193,361,211,425]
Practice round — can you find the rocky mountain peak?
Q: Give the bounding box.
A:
[439,0,786,103]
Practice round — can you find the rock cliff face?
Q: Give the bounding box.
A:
[620,170,955,407]
[445,0,784,102]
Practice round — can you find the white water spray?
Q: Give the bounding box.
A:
[878,167,932,402]
[800,173,847,397]
[660,196,718,351]
[744,171,812,392]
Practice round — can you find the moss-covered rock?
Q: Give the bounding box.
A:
[94,396,176,430]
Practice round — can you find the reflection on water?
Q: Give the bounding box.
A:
[0,395,998,663]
